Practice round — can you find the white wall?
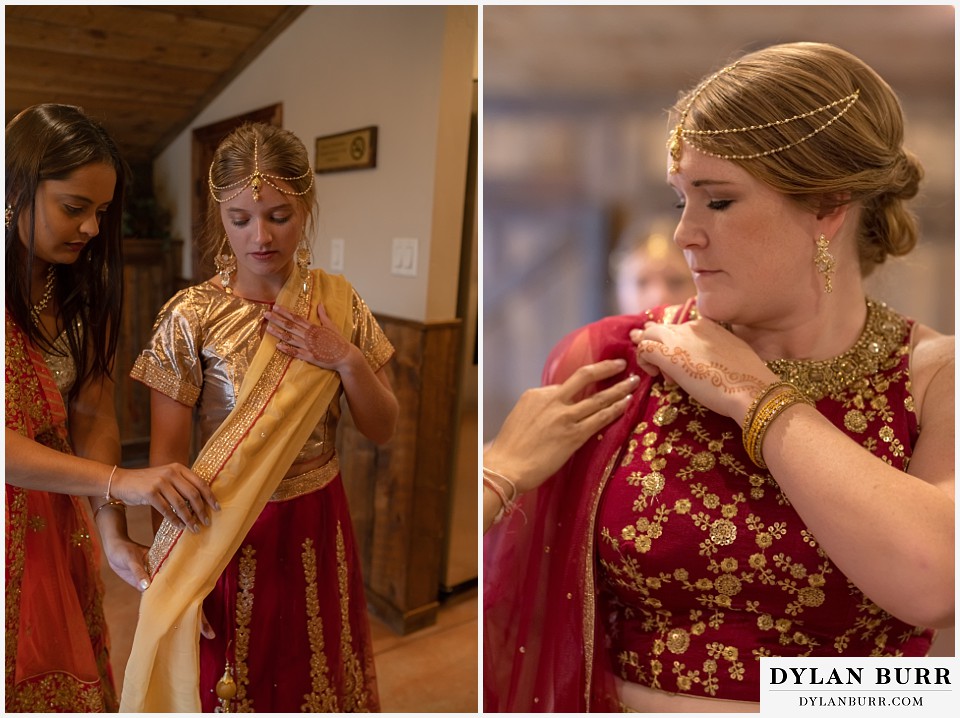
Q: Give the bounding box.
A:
[153,5,476,322]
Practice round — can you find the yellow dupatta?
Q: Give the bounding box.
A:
[119,268,352,712]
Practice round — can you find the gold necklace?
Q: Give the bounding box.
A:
[766,299,907,401]
[30,266,56,326]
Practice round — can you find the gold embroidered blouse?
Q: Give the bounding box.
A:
[596,299,932,702]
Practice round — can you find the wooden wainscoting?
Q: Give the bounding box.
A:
[338,315,463,635]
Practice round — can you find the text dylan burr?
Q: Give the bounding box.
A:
[770,667,950,686]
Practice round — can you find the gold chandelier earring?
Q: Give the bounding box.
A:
[214,235,237,294]
[814,233,836,293]
[5,205,13,230]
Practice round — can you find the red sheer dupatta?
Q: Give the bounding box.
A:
[483,301,693,712]
[5,311,115,712]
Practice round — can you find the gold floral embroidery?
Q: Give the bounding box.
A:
[70,527,90,548]
[301,538,337,712]
[9,671,108,712]
[28,515,46,532]
[844,410,868,433]
[708,519,737,547]
[232,544,257,712]
[665,628,691,654]
[598,299,922,700]
[336,523,368,711]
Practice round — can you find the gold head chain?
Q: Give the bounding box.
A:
[668,61,860,173]
[208,137,314,203]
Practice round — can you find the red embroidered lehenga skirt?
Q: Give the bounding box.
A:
[198,473,379,712]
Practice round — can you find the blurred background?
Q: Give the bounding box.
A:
[483,5,954,441]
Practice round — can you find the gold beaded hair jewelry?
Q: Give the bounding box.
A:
[668,61,860,173]
[208,136,314,203]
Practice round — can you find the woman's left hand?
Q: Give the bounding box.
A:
[631,318,779,424]
[264,303,353,371]
[102,533,152,592]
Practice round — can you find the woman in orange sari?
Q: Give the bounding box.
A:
[5,104,219,712]
[121,122,398,712]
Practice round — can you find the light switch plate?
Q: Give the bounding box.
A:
[330,238,344,271]
[391,238,418,277]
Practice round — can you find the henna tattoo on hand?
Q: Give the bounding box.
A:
[304,325,349,364]
[638,343,765,394]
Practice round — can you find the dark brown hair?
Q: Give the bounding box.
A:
[6,104,129,398]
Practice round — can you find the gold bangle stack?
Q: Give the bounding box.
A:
[742,381,813,469]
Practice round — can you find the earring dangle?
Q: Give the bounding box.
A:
[5,205,13,230]
[814,233,836,294]
[214,235,237,294]
[297,237,312,293]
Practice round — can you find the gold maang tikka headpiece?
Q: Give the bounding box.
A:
[208,137,315,203]
[668,61,860,173]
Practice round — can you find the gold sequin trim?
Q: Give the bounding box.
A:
[146,282,312,576]
[130,354,201,406]
[766,299,906,401]
[364,340,395,372]
[301,538,337,712]
[269,458,339,502]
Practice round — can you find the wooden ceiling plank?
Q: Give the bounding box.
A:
[5,46,220,91]
[6,16,244,72]
[5,5,308,164]
[5,76,200,111]
[5,90,187,126]
[151,7,307,156]
[140,5,290,30]
[7,6,263,51]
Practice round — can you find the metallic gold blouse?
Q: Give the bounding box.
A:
[131,279,394,467]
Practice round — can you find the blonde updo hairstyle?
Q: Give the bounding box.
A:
[203,122,317,268]
[671,42,922,276]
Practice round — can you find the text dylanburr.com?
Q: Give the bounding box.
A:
[760,658,958,716]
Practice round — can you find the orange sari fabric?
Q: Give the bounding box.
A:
[4,311,116,712]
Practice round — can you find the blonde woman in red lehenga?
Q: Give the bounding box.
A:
[5,104,219,712]
[484,43,953,712]
[120,122,397,712]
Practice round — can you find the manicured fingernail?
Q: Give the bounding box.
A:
[139,578,150,591]
[628,374,640,383]
[613,358,627,367]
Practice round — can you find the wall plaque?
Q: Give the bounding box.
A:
[315,126,378,173]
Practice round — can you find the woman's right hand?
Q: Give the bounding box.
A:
[484,358,639,494]
[110,464,220,533]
